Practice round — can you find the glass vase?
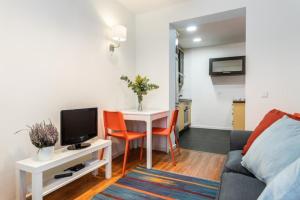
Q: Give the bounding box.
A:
[138,95,143,111]
[138,102,143,111]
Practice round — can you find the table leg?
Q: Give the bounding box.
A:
[104,144,112,179]
[92,151,99,176]
[146,117,152,169]
[32,172,43,200]
[16,169,26,200]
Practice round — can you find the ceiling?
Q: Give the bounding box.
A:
[172,9,246,49]
[116,0,186,13]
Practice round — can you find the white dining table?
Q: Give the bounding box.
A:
[122,109,169,169]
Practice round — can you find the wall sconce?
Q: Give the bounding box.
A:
[109,25,127,53]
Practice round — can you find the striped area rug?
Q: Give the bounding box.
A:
[93,166,220,200]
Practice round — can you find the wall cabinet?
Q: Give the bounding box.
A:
[232,101,245,130]
[209,56,245,76]
[178,103,185,132]
[177,100,192,132]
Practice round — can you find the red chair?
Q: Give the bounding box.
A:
[102,111,146,176]
[152,109,180,165]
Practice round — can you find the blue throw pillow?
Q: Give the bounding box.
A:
[241,116,300,183]
[258,157,300,200]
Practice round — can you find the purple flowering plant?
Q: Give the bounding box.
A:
[16,121,58,149]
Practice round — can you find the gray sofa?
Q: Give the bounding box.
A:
[217,130,266,200]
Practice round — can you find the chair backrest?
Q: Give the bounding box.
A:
[169,109,179,131]
[103,111,127,137]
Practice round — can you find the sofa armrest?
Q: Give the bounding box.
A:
[230,130,252,151]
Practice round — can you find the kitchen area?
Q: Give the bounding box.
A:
[173,11,247,135]
[170,8,246,154]
[175,45,192,134]
[175,43,246,133]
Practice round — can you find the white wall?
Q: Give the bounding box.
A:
[245,0,300,129]
[135,0,246,110]
[182,43,245,130]
[0,0,135,199]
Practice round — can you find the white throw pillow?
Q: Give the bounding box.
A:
[258,157,300,200]
[241,115,300,184]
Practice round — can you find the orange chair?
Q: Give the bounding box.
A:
[102,111,146,176]
[152,109,180,165]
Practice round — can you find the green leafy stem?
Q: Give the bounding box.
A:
[120,75,159,103]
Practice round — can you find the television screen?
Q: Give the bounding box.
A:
[61,108,98,146]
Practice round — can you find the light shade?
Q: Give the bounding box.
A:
[193,37,202,42]
[186,26,197,32]
[112,25,127,42]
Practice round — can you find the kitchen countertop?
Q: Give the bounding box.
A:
[179,98,192,102]
[233,100,245,103]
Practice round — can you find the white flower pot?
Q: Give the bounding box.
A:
[37,146,54,161]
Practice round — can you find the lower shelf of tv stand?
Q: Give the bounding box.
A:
[27,159,108,197]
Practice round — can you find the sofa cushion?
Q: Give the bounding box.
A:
[242,109,300,155]
[218,172,266,200]
[241,116,300,184]
[224,150,253,177]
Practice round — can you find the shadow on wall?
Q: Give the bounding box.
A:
[211,75,245,85]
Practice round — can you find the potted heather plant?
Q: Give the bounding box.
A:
[121,75,159,111]
[17,121,58,161]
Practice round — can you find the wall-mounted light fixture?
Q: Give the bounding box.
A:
[109,25,127,53]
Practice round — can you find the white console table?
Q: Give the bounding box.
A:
[122,109,169,169]
[16,139,112,200]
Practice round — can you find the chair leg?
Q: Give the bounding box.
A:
[167,135,176,166]
[122,140,130,176]
[128,141,130,158]
[139,137,144,161]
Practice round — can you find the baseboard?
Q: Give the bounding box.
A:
[190,124,232,131]
[112,144,177,158]
[153,145,168,152]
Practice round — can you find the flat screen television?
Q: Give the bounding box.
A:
[61,108,98,150]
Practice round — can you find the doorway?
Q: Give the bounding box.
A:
[169,8,246,154]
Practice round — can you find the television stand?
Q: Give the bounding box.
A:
[67,143,91,150]
[16,139,112,200]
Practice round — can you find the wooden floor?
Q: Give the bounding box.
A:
[45,148,226,200]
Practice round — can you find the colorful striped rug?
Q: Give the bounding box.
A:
[93,166,220,200]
